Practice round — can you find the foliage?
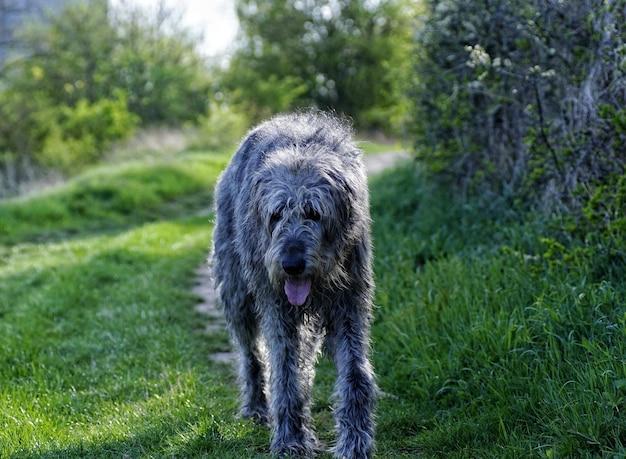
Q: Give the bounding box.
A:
[187,104,251,152]
[11,0,116,105]
[0,88,138,183]
[107,2,211,124]
[11,0,210,125]
[0,0,210,196]
[37,93,140,174]
[410,0,626,226]
[0,88,51,192]
[220,0,414,133]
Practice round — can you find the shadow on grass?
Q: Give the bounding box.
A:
[9,416,271,459]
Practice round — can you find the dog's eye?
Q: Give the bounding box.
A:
[305,207,321,222]
[269,208,283,228]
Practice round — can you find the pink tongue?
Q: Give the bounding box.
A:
[284,278,312,306]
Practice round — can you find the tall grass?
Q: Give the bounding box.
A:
[371,163,626,458]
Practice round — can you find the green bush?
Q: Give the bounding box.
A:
[220,0,414,132]
[0,0,209,194]
[0,90,53,193]
[36,94,139,173]
[188,105,250,152]
[12,0,210,126]
[410,0,626,222]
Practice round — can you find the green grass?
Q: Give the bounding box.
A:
[0,219,250,457]
[356,137,404,155]
[0,150,229,245]
[370,164,626,458]
[1,147,625,458]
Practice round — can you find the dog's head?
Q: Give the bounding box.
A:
[249,147,369,306]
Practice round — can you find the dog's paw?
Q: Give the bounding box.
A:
[240,405,270,425]
[331,431,374,459]
[271,428,321,458]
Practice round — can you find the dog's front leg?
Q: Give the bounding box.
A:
[263,312,319,457]
[328,313,376,459]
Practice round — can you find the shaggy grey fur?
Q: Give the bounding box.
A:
[211,112,376,458]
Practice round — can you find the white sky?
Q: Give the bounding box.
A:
[110,0,239,57]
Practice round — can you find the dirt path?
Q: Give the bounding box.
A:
[192,151,410,364]
[364,150,410,175]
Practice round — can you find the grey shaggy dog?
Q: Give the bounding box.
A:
[211,112,376,458]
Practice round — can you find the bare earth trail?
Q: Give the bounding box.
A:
[192,151,410,364]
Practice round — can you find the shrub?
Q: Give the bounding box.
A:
[220,0,414,132]
[12,0,210,126]
[0,90,53,194]
[410,0,626,222]
[0,92,139,178]
[35,94,139,174]
[187,105,250,152]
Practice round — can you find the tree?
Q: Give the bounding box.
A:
[0,0,212,194]
[220,0,414,133]
[9,0,210,125]
[108,1,210,124]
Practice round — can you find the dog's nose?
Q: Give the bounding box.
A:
[282,258,306,276]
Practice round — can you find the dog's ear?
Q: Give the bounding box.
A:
[247,171,267,226]
[325,159,368,216]
[248,166,289,231]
